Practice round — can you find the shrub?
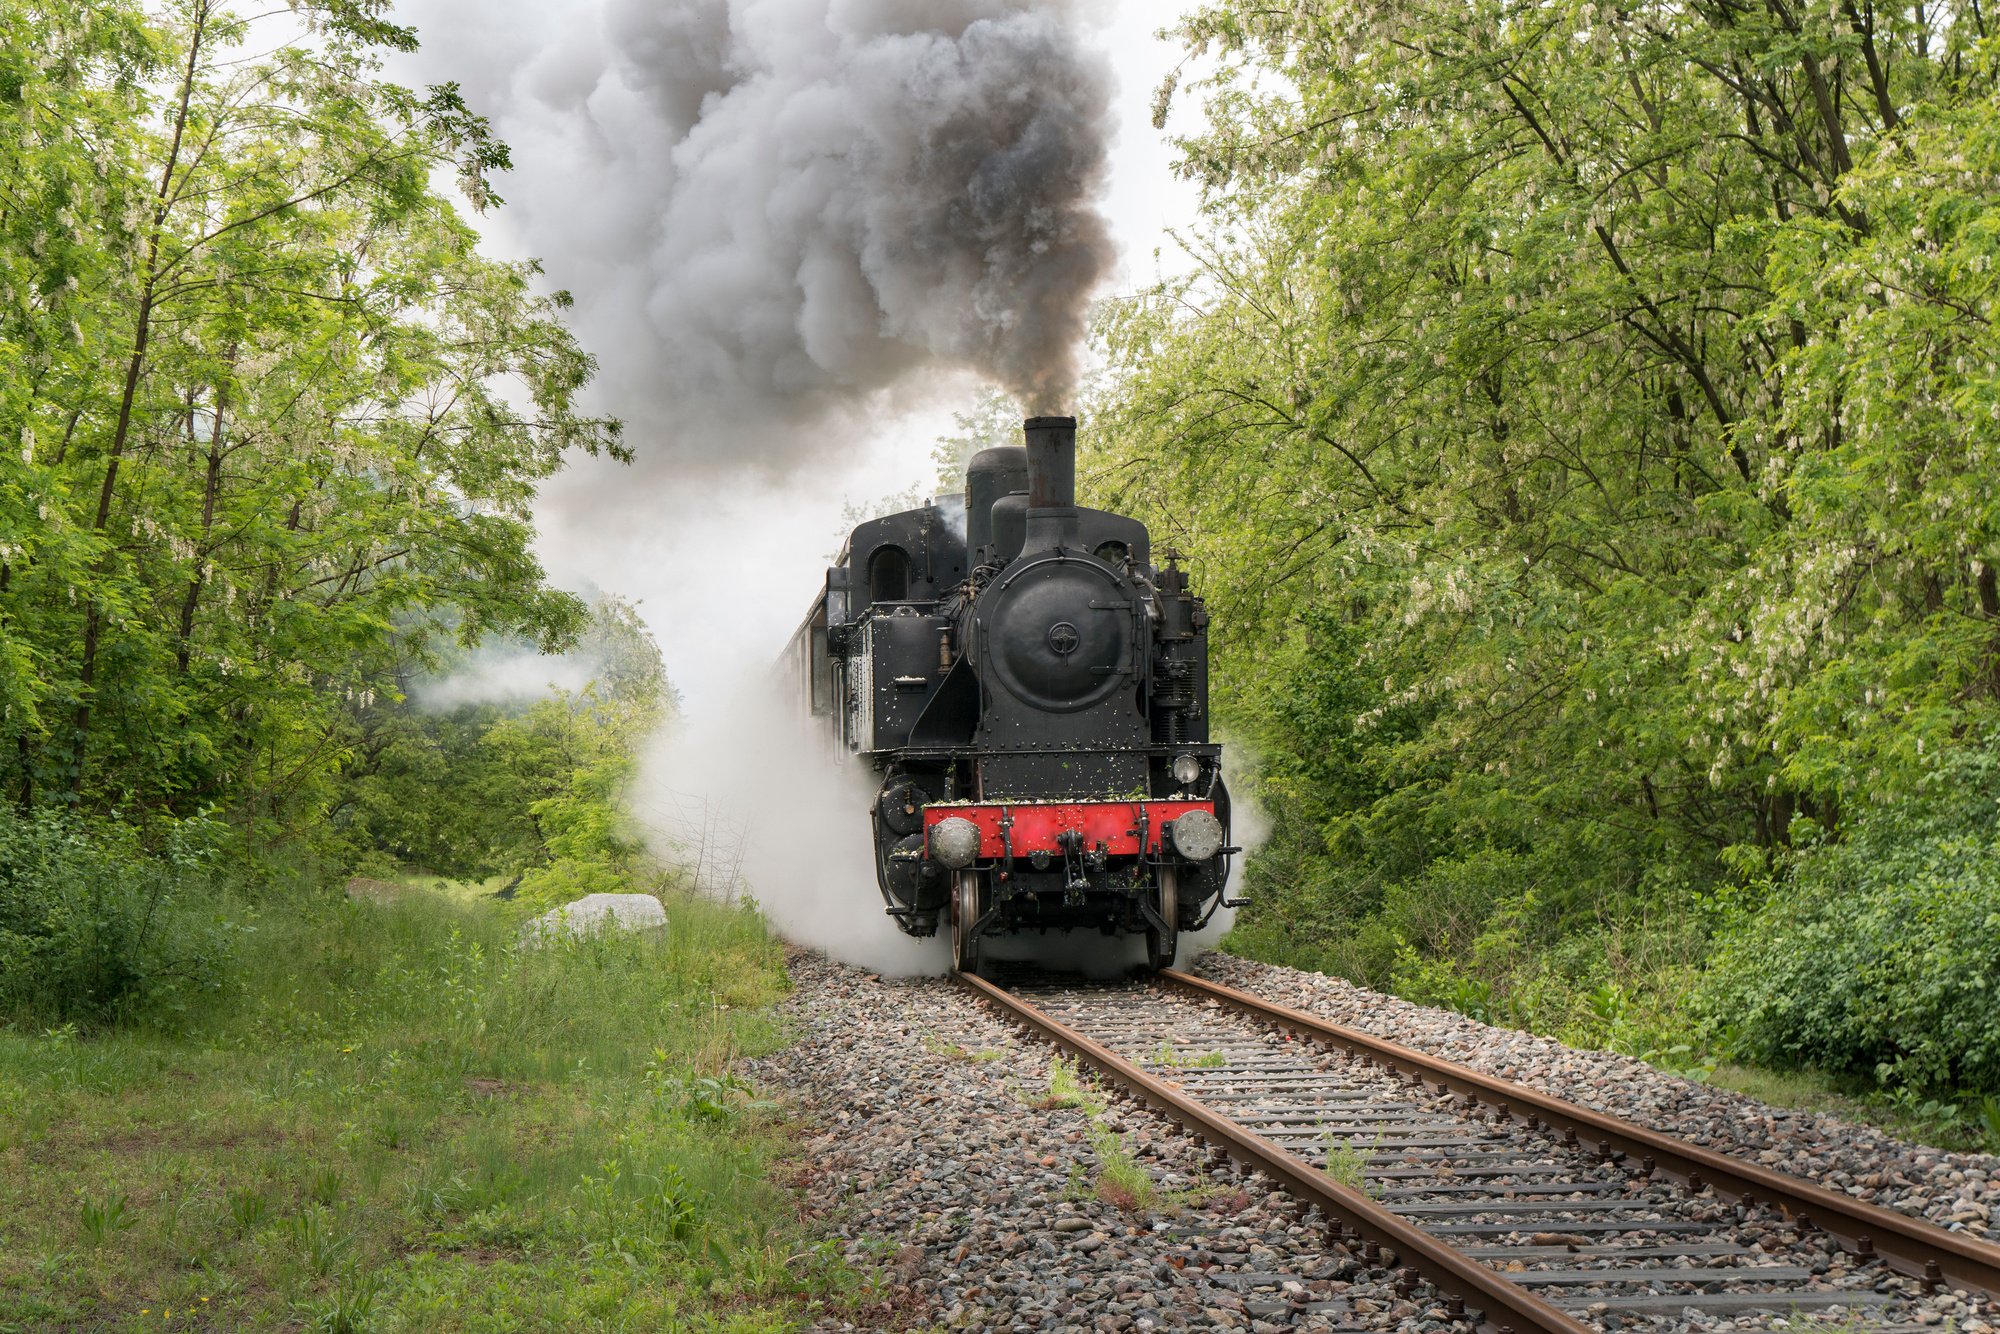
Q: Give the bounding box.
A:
[0,809,236,1028]
[1700,744,2000,1098]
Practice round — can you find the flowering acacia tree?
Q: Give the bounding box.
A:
[0,0,622,827]
[1095,1,2000,978]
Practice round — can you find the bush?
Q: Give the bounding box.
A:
[1701,745,2000,1098]
[0,809,236,1028]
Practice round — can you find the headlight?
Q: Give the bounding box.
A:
[929,817,981,870]
[1169,809,1224,861]
[1171,754,1202,787]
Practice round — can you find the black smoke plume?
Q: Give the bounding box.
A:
[398,0,1117,450]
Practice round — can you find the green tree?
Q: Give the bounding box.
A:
[0,0,621,833]
[329,596,673,895]
[1093,1,2000,1024]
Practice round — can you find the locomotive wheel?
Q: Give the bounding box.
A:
[1146,866,1180,972]
[951,871,985,976]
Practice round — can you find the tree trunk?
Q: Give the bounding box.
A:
[1981,564,2000,696]
[68,5,207,799]
[0,561,21,807]
[176,381,229,674]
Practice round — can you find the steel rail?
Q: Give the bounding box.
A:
[957,969,1594,1334]
[1161,968,2000,1300]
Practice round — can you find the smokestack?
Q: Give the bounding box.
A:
[1024,416,1078,511]
[1022,416,1079,551]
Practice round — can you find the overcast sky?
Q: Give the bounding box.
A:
[393,2,1206,710]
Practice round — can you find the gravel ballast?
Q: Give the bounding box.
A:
[758,949,1996,1332]
[1191,952,2000,1247]
[758,951,1455,1332]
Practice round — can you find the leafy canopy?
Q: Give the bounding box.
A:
[0,0,622,830]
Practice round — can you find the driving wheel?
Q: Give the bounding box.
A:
[1146,865,1180,972]
[951,870,985,975]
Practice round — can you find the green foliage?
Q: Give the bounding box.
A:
[0,808,237,1026]
[0,882,850,1329]
[0,0,618,826]
[1702,740,2000,1099]
[76,1191,133,1246]
[329,595,673,902]
[1092,0,2000,1109]
[1318,1137,1374,1196]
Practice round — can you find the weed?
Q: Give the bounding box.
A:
[302,1268,383,1334]
[403,1165,470,1223]
[77,1192,134,1245]
[162,1171,209,1243]
[1160,1179,1231,1211]
[577,1157,629,1248]
[371,1109,413,1150]
[1089,1124,1157,1212]
[1062,1163,1093,1202]
[643,1053,773,1124]
[643,1162,705,1247]
[1878,1086,1972,1144]
[308,1166,344,1207]
[1039,1055,1103,1113]
[227,1187,270,1233]
[1151,1040,1183,1068]
[284,1206,354,1277]
[1619,1041,1715,1084]
[923,1034,1005,1063]
[1192,1051,1228,1069]
[1319,1135,1379,1196]
[1807,1315,1904,1334]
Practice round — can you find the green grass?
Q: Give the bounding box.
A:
[1037,1055,1103,1113]
[921,1034,1006,1063]
[0,885,859,1331]
[1708,1063,1866,1117]
[1710,1063,2000,1151]
[1318,1135,1379,1196]
[1087,1124,1157,1211]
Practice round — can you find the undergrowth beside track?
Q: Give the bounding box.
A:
[0,886,862,1331]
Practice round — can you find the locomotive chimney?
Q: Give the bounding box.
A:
[1023,416,1078,511]
[1022,416,1080,551]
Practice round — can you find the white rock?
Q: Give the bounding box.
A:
[520,893,668,946]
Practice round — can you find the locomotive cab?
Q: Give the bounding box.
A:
[789,416,1236,973]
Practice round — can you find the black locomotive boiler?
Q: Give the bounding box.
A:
[786,416,1236,973]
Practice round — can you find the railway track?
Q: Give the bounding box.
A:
[959,967,2000,1334]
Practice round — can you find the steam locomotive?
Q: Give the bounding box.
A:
[786,416,1235,973]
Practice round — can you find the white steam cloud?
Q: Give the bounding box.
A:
[635,681,951,975]
[411,644,600,711]
[630,679,1260,978]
